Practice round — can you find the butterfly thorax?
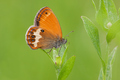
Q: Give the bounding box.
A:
[54,38,67,48]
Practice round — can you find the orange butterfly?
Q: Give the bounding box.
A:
[26,7,67,50]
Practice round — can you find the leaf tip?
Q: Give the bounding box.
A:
[81,16,84,19]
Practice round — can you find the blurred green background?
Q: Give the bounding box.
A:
[0,0,120,80]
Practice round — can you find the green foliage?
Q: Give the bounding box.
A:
[82,0,119,80]
[105,0,118,23]
[96,0,108,29]
[81,16,101,58]
[43,45,75,80]
[95,0,119,30]
[106,47,117,80]
[61,46,68,66]
[51,46,76,80]
[92,0,97,12]
[81,16,106,74]
[98,68,103,80]
[106,20,120,43]
[58,56,76,80]
[98,47,117,80]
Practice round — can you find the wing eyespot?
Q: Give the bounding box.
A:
[45,12,48,14]
[31,35,35,38]
[41,30,44,32]
[31,39,35,42]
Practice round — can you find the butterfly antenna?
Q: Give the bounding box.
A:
[64,31,74,39]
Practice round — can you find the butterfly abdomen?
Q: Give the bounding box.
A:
[26,26,42,49]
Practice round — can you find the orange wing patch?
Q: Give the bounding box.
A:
[34,7,62,39]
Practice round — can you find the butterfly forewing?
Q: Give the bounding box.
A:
[35,7,62,38]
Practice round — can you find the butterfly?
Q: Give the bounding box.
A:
[25,7,67,50]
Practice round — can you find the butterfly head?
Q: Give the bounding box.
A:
[55,38,67,49]
[61,38,67,45]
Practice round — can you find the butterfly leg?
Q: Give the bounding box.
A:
[47,48,53,54]
[58,46,62,56]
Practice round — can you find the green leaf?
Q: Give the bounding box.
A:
[105,0,118,23]
[100,58,106,75]
[92,0,97,12]
[106,46,117,80]
[59,45,67,59]
[106,19,120,43]
[61,45,68,66]
[96,0,108,29]
[96,0,118,29]
[58,56,76,80]
[53,49,58,63]
[81,16,101,58]
[98,68,103,80]
[81,16,106,75]
[53,45,68,64]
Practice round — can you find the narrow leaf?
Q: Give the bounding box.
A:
[59,45,67,59]
[81,16,101,58]
[81,16,106,74]
[109,46,117,65]
[96,0,108,29]
[106,19,120,43]
[106,46,117,80]
[61,45,68,66]
[53,50,58,63]
[100,57,106,75]
[105,0,118,23]
[98,68,103,80]
[92,0,97,12]
[58,56,76,80]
